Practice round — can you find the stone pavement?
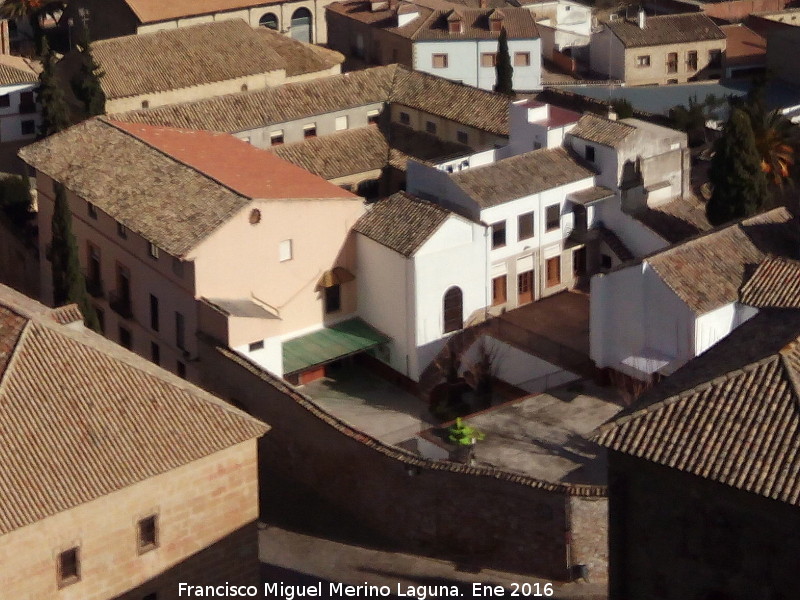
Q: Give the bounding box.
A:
[259,524,607,600]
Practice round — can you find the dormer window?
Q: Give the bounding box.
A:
[447,11,463,34]
[489,10,504,33]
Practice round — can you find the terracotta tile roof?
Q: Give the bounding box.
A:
[633,194,712,243]
[0,55,38,86]
[124,0,274,23]
[450,147,595,208]
[720,24,766,66]
[51,304,83,325]
[597,226,634,262]
[19,119,355,257]
[254,28,344,77]
[607,13,726,48]
[568,186,614,205]
[740,256,800,309]
[568,113,636,148]
[353,191,456,256]
[594,309,800,507]
[0,284,268,535]
[646,208,799,315]
[112,65,510,137]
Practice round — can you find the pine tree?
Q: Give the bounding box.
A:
[49,182,101,331]
[706,108,769,226]
[493,28,514,97]
[71,24,106,117]
[37,38,71,138]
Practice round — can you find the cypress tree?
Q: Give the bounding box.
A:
[706,107,769,226]
[37,38,71,138]
[493,28,514,96]
[71,24,106,117]
[49,182,101,331]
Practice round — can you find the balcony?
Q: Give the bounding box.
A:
[108,290,133,319]
[84,275,104,298]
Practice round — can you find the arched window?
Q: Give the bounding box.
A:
[259,12,278,30]
[443,287,463,333]
[291,8,312,43]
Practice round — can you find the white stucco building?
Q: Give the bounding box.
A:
[0,55,40,142]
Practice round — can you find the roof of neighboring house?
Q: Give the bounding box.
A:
[606,13,726,48]
[645,208,799,315]
[633,194,712,244]
[739,256,800,309]
[720,24,766,67]
[328,1,539,41]
[0,284,268,535]
[353,191,460,256]
[0,55,39,86]
[18,119,355,257]
[597,226,634,261]
[112,64,510,137]
[567,113,636,148]
[568,185,614,205]
[449,147,595,208]
[123,0,274,23]
[594,308,800,507]
[269,123,472,179]
[90,20,341,101]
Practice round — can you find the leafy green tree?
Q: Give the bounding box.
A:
[71,22,105,117]
[49,182,100,331]
[706,107,769,226]
[448,418,485,446]
[738,89,797,188]
[611,98,634,119]
[493,27,514,97]
[37,38,71,137]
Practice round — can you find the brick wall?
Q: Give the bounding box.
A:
[201,344,609,581]
[0,440,261,600]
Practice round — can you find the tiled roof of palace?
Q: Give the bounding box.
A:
[353,191,457,256]
[607,13,726,48]
[254,27,343,77]
[112,65,510,137]
[568,113,636,148]
[123,0,275,23]
[739,256,800,309]
[18,119,355,257]
[450,147,595,208]
[646,208,799,314]
[0,55,38,86]
[568,186,614,205]
[633,194,712,243]
[594,308,800,507]
[0,284,268,535]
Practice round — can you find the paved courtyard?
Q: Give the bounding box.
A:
[464,379,623,485]
[299,365,437,445]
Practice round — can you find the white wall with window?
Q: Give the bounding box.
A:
[0,81,39,142]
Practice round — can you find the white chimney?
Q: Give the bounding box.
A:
[637,8,646,29]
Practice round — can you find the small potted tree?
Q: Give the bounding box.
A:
[448,417,485,465]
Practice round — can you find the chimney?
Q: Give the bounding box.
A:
[637,8,646,29]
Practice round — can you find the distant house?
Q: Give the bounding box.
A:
[594,270,800,598]
[590,11,726,86]
[326,0,542,92]
[719,23,766,80]
[69,0,337,43]
[61,20,343,113]
[0,284,268,600]
[0,54,40,142]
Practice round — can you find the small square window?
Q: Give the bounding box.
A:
[518,212,534,240]
[137,515,158,553]
[0,94,9,108]
[270,130,284,145]
[58,547,80,587]
[141,100,150,109]
[279,239,293,262]
[480,53,497,68]
[325,284,341,313]
[425,121,437,134]
[148,242,159,259]
[335,115,348,131]
[21,119,35,135]
[545,204,560,231]
[432,53,448,68]
[491,221,506,249]
[585,145,595,162]
[513,52,530,67]
[303,124,316,138]
[117,222,127,239]
[88,202,97,219]
[456,130,468,145]
[636,55,650,67]
[399,111,410,125]
[249,340,265,351]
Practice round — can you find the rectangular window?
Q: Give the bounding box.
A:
[177,360,186,379]
[546,256,561,287]
[367,109,380,125]
[518,212,534,240]
[303,124,316,138]
[279,239,292,262]
[492,275,507,306]
[481,53,497,68]
[19,91,34,113]
[270,130,284,145]
[148,242,159,259]
[491,221,506,248]
[119,326,132,350]
[636,55,650,67]
[151,342,160,365]
[399,111,410,125]
[513,52,530,67]
[87,242,101,295]
[249,340,265,351]
[0,94,9,108]
[335,115,348,131]
[432,53,448,68]
[137,515,158,553]
[687,50,698,71]
[117,222,127,239]
[87,202,97,219]
[175,312,185,350]
[709,49,722,67]
[57,547,80,587]
[585,145,595,162]
[325,284,341,313]
[21,119,35,135]
[456,130,468,145]
[545,205,560,231]
[425,121,436,134]
[666,52,678,74]
[149,294,159,331]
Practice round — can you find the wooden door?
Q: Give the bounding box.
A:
[517,270,533,305]
[546,256,561,288]
[492,275,507,306]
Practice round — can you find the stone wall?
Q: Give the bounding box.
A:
[201,343,609,582]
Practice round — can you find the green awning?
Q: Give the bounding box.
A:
[282,318,390,375]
